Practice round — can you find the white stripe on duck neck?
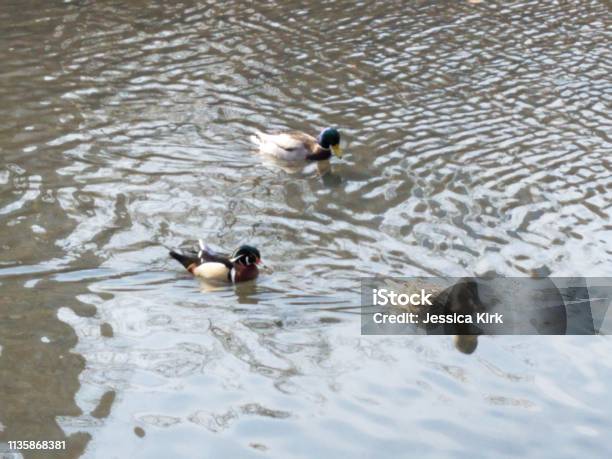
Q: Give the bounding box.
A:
[231,254,249,265]
[197,239,206,261]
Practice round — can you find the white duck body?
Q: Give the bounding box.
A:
[193,262,231,281]
[250,131,319,161]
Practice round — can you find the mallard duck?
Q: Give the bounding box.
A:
[384,277,483,354]
[169,241,261,283]
[250,127,342,161]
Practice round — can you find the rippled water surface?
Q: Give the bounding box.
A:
[1,0,611,458]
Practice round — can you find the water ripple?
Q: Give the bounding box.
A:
[1,0,611,458]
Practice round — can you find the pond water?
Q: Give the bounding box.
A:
[1,1,611,458]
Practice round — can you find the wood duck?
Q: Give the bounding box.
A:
[169,241,261,283]
[250,127,342,161]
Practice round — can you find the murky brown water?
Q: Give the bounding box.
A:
[1,0,611,458]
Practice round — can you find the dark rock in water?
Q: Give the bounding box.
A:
[91,390,116,419]
[100,322,113,338]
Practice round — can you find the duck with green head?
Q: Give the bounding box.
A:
[251,127,342,161]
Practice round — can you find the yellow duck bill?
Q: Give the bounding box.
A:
[331,144,342,158]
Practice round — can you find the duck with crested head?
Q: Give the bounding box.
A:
[169,241,262,283]
[251,127,342,161]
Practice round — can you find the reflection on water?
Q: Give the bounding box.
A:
[1,0,611,458]
[0,282,92,459]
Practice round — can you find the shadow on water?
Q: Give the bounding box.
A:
[0,9,119,448]
[0,154,118,457]
[0,280,93,459]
